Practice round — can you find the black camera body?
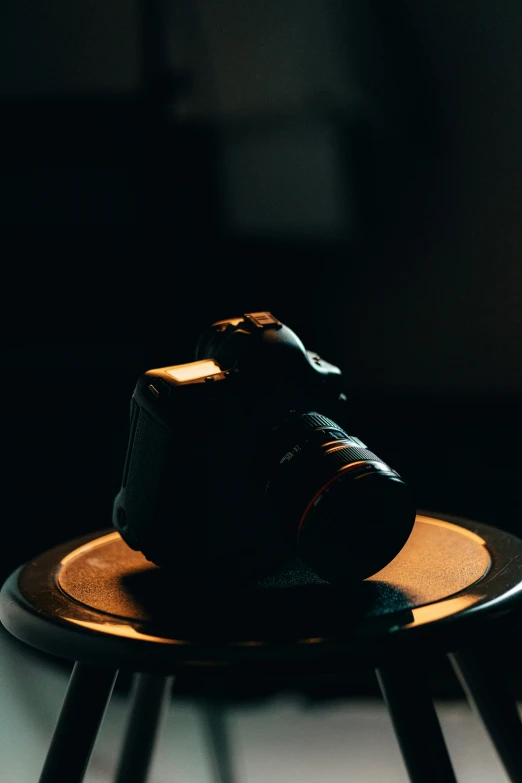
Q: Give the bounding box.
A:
[113,312,416,585]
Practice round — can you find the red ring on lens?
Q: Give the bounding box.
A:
[297,460,378,533]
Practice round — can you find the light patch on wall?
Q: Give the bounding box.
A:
[218,119,351,240]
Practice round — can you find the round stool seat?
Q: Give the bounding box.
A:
[2,512,522,674]
[3,511,522,783]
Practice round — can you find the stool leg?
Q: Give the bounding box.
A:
[200,700,236,783]
[449,648,522,783]
[376,662,458,783]
[38,662,118,783]
[114,673,174,783]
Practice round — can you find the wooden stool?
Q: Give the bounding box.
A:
[2,511,522,783]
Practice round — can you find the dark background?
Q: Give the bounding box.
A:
[1,0,522,696]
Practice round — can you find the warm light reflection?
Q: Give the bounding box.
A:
[415,515,486,546]
[405,594,481,627]
[366,514,490,599]
[212,317,244,328]
[67,618,189,644]
[297,637,325,644]
[60,531,123,567]
[165,359,222,383]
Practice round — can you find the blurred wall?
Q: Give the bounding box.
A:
[4,0,520,395]
[0,0,139,95]
[348,0,522,398]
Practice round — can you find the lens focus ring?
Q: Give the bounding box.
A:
[322,445,385,468]
[299,412,340,430]
[265,411,396,539]
[265,411,415,584]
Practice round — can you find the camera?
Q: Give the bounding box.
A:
[113,312,416,585]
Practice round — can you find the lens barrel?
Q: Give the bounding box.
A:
[265,412,416,583]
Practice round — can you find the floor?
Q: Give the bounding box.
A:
[0,627,516,783]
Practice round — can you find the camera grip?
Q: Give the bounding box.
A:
[113,399,173,552]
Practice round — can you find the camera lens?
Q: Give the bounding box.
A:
[265,412,416,583]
